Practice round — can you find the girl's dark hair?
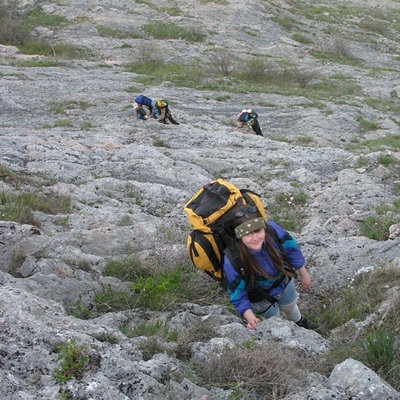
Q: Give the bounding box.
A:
[233,206,288,288]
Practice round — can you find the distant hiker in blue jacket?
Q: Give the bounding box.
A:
[134,94,154,120]
[134,95,179,125]
[237,109,263,136]
[223,206,314,330]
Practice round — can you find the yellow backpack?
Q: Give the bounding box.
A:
[183,179,266,287]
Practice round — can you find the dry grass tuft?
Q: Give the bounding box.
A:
[193,342,309,399]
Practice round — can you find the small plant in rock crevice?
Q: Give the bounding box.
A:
[266,190,309,232]
[359,201,400,240]
[54,339,89,383]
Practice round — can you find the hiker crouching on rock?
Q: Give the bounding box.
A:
[223,205,314,330]
[153,100,179,125]
[237,109,263,136]
[134,95,179,125]
[134,94,154,120]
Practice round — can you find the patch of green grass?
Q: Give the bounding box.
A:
[142,22,206,42]
[215,95,231,102]
[0,164,30,186]
[23,6,69,29]
[96,25,142,39]
[68,302,92,320]
[156,6,184,16]
[50,100,91,114]
[95,263,220,314]
[358,135,400,151]
[318,266,399,331]
[118,215,132,226]
[0,191,71,226]
[130,265,190,310]
[15,59,58,67]
[80,122,94,131]
[291,33,313,44]
[153,138,169,147]
[296,135,313,145]
[359,213,399,241]
[305,78,363,99]
[200,0,228,4]
[267,191,309,232]
[363,328,398,377]
[304,6,342,23]
[365,97,400,114]
[311,49,362,66]
[356,115,381,132]
[9,249,27,277]
[125,59,184,75]
[52,43,94,60]
[94,284,138,312]
[54,119,73,127]
[103,257,150,282]
[270,16,299,31]
[129,59,206,88]
[128,54,363,103]
[377,154,396,166]
[17,39,90,59]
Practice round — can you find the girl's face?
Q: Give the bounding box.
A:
[241,228,265,251]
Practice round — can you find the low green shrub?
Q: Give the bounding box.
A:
[54,339,89,383]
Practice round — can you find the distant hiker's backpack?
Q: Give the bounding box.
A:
[238,109,258,123]
[184,179,266,288]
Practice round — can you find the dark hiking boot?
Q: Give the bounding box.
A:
[296,315,318,330]
[168,116,180,125]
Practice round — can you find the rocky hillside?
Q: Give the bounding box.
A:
[0,0,399,399]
